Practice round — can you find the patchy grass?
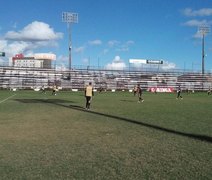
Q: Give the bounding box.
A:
[0,90,211,179]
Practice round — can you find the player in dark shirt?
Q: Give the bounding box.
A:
[207,88,211,96]
[137,85,144,103]
[176,85,183,99]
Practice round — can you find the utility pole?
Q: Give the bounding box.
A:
[62,12,78,70]
[198,25,210,74]
[62,12,78,89]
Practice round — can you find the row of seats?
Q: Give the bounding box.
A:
[0,66,212,91]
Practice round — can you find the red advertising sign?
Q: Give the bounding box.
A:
[148,87,174,93]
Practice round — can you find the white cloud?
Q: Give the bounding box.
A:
[57,55,68,63]
[193,32,203,39]
[161,61,176,70]
[182,19,211,39]
[5,21,63,41]
[107,40,134,51]
[183,21,211,39]
[0,21,63,60]
[182,8,212,17]
[0,58,4,63]
[105,56,127,70]
[0,40,7,50]
[0,40,58,58]
[103,49,109,54]
[116,40,134,52]
[55,64,67,71]
[108,40,120,47]
[88,39,102,45]
[12,22,18,29]
[55,55,68,70]
[82,58,89,64]
[0,40,30,57]
[74,46,85,53]
[183,19,211,27]
[7,41,30,55]
[116,47,129,52]
[126,40,134,45]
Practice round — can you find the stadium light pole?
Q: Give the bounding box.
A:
[198,25,210,74]
[62,12,78,70]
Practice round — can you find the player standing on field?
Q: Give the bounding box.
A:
[207,87,211,96]
[85,82,94,110]
[52,85,57,96]
[137,85,144,103]
[176,85,183,100]
[133,85,137,96]
[41,85,46,94]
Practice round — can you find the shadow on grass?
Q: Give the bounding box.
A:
[15,98,212,144]
[15,98,76,104]
[120,99,136,102]
[68,105,212,144]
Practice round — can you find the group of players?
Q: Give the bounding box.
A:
[41,85,58,95]
[40,83,211,110]
[84,83,145,110]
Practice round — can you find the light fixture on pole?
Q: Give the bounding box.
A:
[198,25,210,74]
[62,12,78,70]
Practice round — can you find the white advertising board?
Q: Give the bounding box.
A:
[129,59,147,64]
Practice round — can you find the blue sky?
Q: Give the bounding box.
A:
[0,0,212,71]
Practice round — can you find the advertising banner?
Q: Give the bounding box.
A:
[148,87,174,93]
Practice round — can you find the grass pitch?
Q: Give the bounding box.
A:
[0,90,211,179]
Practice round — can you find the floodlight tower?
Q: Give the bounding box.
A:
[62,12,78,70]
[198,25,210,74]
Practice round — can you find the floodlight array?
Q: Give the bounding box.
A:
[62,12,78,23]
[198,25,211,35]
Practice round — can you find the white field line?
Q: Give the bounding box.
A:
[0,94,16,104]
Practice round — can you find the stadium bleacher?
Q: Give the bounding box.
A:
[0,66,212,92]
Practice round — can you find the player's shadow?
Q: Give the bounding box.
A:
[14,98,76,104]
[67,105,212,144]
[15,98,212,144]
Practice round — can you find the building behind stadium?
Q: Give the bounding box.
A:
[11,53,56,69]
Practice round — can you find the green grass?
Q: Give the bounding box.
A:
[0,90,211,179]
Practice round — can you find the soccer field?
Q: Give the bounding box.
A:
[0,90,211,179]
